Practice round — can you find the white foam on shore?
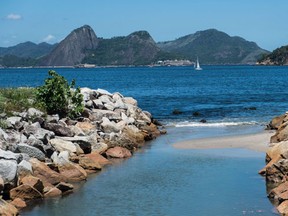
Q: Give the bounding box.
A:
[170,121,259,128]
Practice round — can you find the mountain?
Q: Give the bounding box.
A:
[39,25,99,66]
[157,29,269,64]
[257,45,288,65]
[0,42,56,58]
[0,26,270,67]
[82,31,168,65]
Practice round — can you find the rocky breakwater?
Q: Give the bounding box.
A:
[0,87,164,215]
[260,112,288,215]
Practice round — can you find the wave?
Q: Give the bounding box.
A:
[165,120,261,128]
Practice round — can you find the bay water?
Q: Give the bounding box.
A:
[1,65,287,215]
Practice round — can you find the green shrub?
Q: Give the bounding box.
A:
[36,70,83,118]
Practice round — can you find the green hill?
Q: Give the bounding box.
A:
[257,45,288,65]
[157,29,269,64]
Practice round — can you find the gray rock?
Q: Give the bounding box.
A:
[123,97,138,106]
[101,117,121,133]
[96,88,112,96]
[0,159,17,183]
[17,160,33,176]
[46,114,60,123]
[6,117,22,128]
[16,143,46,161]
[27,108,44,119]
[58,136,91,154]
[49,138,78,154]
[43,122,75,137]
[0,128,9,141]
[0,149,17,160]
[24,123,55,141]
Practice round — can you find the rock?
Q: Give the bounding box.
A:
[271,126,288,143]
[267,114,286,130]
[172,109,183,115]
[277,200,288,215]
[68,125,85,136]
[91,142,108,154]
[10,197,27,209]
[17,160,33,178]
[106,146,132,158]
[0,177,4,193]
[123,97,137,106]
[49,138,78,154]
[27,108,44,119]
[70,155,102,170]
[20,176,44,193]
[29,158,66,186]
[75,122,96,134]
[43,122,75,137]
[58,162,87,182]
[0,128,9,141]
[24,123,55,142]
[46,114,60,123]
[6,117,22,128]
[16,143,46,161]
[86,152,111,166]
[0,158,17,184]
[55,182,73,193]
[96,88,112,96]
[59,136,91,154]
[0,149,17,160]
[44,187,62,198]
[10,184,43,200]
[0,199,19,215]
[101,117,121,133]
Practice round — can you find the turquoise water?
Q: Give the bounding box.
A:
[1,66,285,215]
[21,127,275,216]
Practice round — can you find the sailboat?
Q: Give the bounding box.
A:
[194,57,202,70]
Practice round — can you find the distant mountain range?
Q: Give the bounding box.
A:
[0,25,270,67]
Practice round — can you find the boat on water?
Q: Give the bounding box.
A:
[194,57,202,70]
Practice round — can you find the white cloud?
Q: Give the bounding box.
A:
[42,34,56,43]
[6,13,22,20]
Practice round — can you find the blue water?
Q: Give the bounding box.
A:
[1,65,286,215]
[1,66,288,126]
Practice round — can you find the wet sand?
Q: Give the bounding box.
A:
[173,130,275,152]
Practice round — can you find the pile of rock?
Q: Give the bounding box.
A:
[0,88,164,215]
[260,112,288,215]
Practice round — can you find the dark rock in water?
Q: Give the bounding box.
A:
[192,111,201,117]
[200,119,207,123]
[152,118,162,126]
[245,107,257,111]
[172,109,183,115]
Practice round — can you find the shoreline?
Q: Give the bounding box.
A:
[173,130,274,152]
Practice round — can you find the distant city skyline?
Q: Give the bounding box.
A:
[1,0,288,51]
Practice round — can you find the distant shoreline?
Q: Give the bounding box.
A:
[173,130,274,152]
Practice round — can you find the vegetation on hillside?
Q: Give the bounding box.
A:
[257,45,288,65]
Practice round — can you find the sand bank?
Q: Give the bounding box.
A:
[173,130,275,152]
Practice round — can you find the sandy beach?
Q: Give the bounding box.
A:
[173,130,275,152]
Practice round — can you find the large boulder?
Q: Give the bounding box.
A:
[0,150,18,183]
[58,162,87,182]
[86,152,111,166]
[16,143,46,161]
[29,158,66,186]
[105,146,132,158]
[49,138,80,155]
[24,123,54,141]
[10,184,43,201]
[20,176,44,193]
[17,160,33,179]
[43,122,75,137]
[70,155,102,171]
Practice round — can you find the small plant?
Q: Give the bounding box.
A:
[36,70,83,119]
[0,87,41,115]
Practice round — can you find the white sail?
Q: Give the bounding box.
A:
[195,57,202,70]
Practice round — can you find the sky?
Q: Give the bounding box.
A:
[1,0,288,51]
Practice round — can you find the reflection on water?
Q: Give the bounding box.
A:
[21,127,276,216]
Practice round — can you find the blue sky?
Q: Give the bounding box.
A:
[1,0,288,51]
